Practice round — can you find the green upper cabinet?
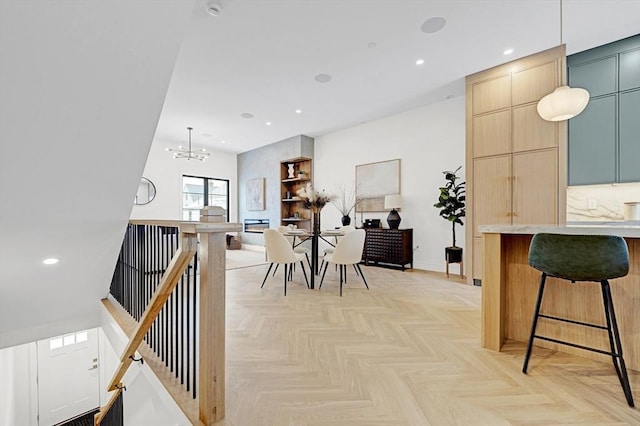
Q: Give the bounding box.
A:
[620,49,640,91]
[619,89,640,183]
[568,96,617,185]
[570,56,617,97]
[568,34,640,185]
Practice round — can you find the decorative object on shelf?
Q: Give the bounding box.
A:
[134,177,156,205]
[434,166,466,276]
[165,127,211,161]
[356,159,401,212]
[287,163,295,179]
[384,194,402,229]
[331,184,361,227]
[537,0,589,121]
[298,170,306,179]
[246,177,265,211]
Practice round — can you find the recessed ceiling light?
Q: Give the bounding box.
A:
[265,121,272,126]
[415,58,425,66]
[503,48,514,55]
[240,112,254,119]
[420,17,446,34]
[368,42,377,49]
[221,140,227,144]
[314,73,332,83]
[295,109,302,114]
[43,258,59,265]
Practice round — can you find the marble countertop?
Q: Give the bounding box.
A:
[478,224,640,238]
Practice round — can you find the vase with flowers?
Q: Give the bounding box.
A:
[331,184,360,226]
[297,183,332,234]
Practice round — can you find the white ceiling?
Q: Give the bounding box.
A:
[155,0,640,154]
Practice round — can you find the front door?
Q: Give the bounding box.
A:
[37,328,99,425]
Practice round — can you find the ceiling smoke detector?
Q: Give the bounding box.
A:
[206,2,221,17]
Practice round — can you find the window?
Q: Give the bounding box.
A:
[182,175,229,221]
[48,330,90,350]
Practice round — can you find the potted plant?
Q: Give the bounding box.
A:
[331,184,359,226]
[434,166,466,264]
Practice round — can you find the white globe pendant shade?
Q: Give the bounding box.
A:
[537,85,590,121]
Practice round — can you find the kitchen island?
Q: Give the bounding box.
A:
[480,224,640,370]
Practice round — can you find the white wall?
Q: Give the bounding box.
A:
[314,96,466,272]
[130,138,238,221]
[100,303,190,426]
[0,0,193,349]
[0,343,38,426]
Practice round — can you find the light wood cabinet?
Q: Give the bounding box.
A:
[280,157,312,231]
[472,155,511,238]
[472,110,511,157]
[512,103,557,152]
[465,46,567,284]
[472,75,511,114]
[512,149,558,225]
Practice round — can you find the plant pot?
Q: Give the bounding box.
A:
[445,246,463,263]
[341,215,351,226]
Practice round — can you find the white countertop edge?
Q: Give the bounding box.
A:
[478,224,640,238]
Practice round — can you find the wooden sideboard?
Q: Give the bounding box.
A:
[362,228,413,270]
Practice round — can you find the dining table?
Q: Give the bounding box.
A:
[284,228,344,289]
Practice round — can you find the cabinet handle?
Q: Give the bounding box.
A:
[512,175,518,218]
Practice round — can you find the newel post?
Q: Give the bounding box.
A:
[198,206,227,424]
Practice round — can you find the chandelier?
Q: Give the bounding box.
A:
[166,127,211,161]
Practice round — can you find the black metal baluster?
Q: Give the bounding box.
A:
[192,251,198,399]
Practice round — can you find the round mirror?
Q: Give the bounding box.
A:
[134,177,156,205]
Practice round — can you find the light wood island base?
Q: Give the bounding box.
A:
[481,225,640,371]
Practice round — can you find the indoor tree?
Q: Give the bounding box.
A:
[434,166,466,248]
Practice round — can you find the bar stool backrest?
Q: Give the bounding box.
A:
[528,233,629,282]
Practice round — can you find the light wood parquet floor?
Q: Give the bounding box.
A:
[216,263,640,425]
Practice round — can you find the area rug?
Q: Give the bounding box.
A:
[225,247,268,270]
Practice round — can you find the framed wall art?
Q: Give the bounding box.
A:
[355,159,401,212]
[246,177,265,211]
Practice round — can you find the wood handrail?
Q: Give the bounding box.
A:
[129,219,242,235]
[107,232,198,391]
[94,386,123,425]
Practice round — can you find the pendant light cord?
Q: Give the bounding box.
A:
[559,0,563,46]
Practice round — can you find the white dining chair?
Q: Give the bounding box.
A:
[320,225,356,270]
[319,229,368,297]
[278,225,311,268]
[262,229,309,295]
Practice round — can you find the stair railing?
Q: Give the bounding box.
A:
[98,208,241,425]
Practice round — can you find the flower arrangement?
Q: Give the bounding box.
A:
[331,184,360,217]
[297,183,332,212]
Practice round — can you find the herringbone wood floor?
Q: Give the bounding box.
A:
[217,263,640,425]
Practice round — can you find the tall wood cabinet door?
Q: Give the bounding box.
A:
[473,109,511,157]
[512,103,557,152]
[512,149,558,225]
[473,155,512,238]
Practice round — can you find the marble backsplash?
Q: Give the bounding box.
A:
[567,182,640,221]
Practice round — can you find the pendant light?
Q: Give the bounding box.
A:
[537,0,590,122]
[165,127,211,161]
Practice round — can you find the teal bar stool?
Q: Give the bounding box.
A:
[522,233,634,407]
